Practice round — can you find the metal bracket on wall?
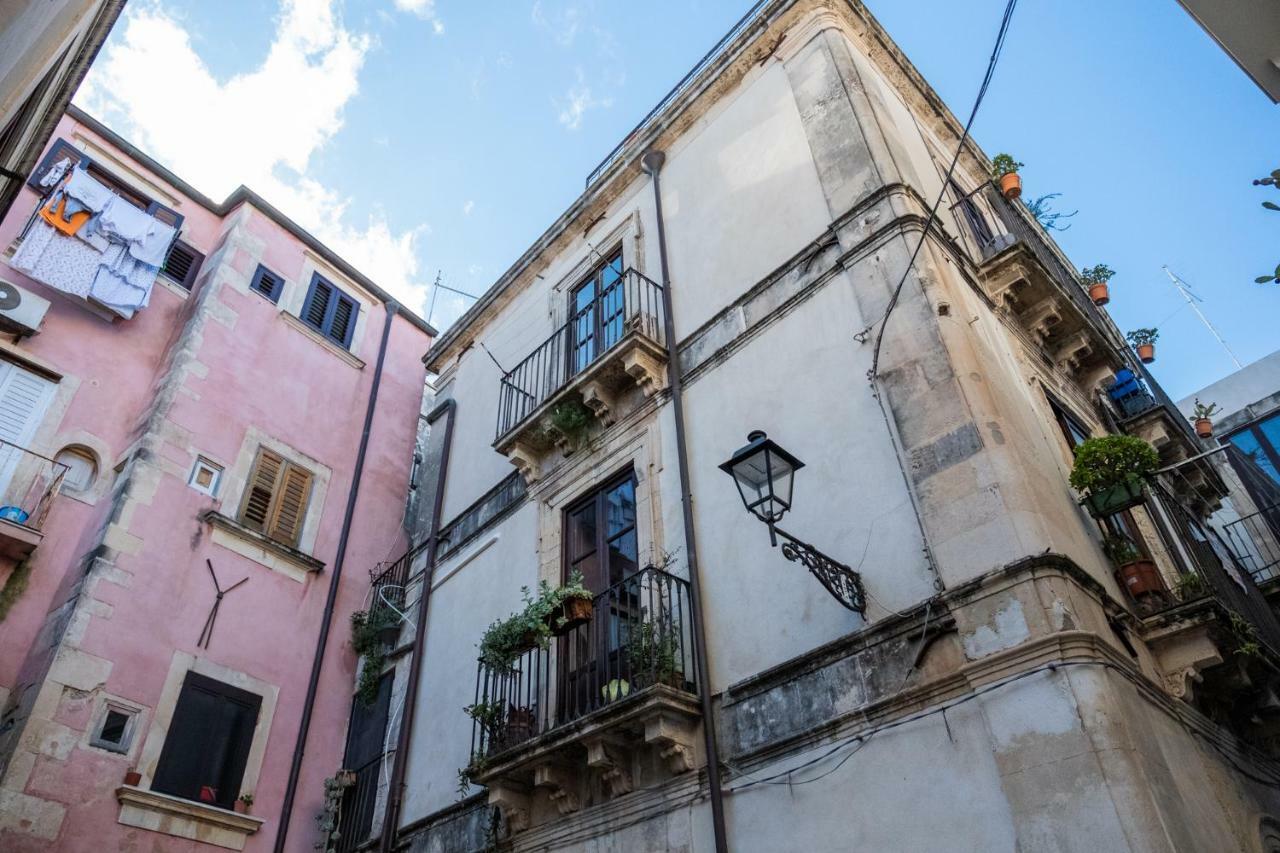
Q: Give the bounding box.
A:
[773,526,867,614]
[197,558,249,648]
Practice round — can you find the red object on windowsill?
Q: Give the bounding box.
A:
[199,785,218,804]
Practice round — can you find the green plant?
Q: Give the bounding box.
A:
[1227,611,1265,661]
[314,773,354,851]
[1069,435,1159,493]
[627,619,682,686]
[350,606,398,707]
[0,557,31,623]
[1080,264,1115,285]
[477,571,593,671]
[464,700,505,741]
[1174,572,1207,601]
[456,752,489,799]
[1125,328,1159,347]
[1101,534,1141,566]
[1024,193,1076,231]
[543,399,593,446]
[238,792,254,807]
[991,153,1023,178]
[1252,168,1280,284]
[1190,399,1220,421]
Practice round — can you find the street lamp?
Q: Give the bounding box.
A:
[719,431,866,614]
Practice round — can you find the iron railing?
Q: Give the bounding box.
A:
[334,756,382,853]
[495,268,665,442]
[469,566,697,760]
[1223,503,1280,583]
[0,439,67,532]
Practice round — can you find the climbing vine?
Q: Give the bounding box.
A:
[0,558,32,623]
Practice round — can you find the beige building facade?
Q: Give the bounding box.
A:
[334,2,1280,851]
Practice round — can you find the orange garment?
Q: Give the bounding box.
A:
[38,195,91,236]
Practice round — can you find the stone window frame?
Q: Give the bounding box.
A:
[188,455,224,497]
[546,210,646,330]
[86,694,146,756]
[278,249,376,365]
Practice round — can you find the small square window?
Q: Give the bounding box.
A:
[90,703,139,754]
[189,457,223,496]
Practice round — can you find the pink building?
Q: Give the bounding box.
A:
[0,106,434,852]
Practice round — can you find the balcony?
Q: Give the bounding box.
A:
[0,440,67,558]
[466,566,701,834]
[494,269,667,481]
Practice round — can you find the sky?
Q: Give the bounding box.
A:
[73,0,1279,399]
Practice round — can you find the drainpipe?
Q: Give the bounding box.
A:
[641,150,730,853]
[378,397,456,853]
[274,301,400,853]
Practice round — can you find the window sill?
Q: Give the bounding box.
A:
[116,785,264,851]
[279,309,365,369]
[202,510,325,582]
[157,275,191,300]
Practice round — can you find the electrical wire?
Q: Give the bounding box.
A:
[868,0,1019,380]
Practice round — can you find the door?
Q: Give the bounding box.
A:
[567,250,624,377]
[0,360,55,510]
[560,470,638,720]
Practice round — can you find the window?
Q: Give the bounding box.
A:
[1047,396,1091,450]
[238,448,313,548]
[54,446,97,491]
[160,240,205,291]
[249,264,284,303]
[151,672,261,810]
[568,249,625,375]
[188,456,223,497]
[300,273,358,348]
[563,468,638,594]
[29,139,185,233]
[949,180,994,253]
[89,702,139,754]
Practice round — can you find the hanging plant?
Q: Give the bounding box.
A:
[350,607,398,707]
[541,399,594,450]
[1069,435,1158,518]
[1189,399,1220,439]
[1125,328,1159,364]
[1081,264,1115,306]
[476,572,595,671]
[991,153,1024,200]
[314,773,355,852]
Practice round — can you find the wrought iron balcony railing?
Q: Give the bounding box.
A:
[0,439,67,556]
[334,756,382,853]
[469,566,697,761]
[1223,502,1280,584]
[494,268,665,443]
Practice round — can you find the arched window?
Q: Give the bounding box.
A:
[55,446,97,492]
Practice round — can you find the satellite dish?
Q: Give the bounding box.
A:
[0,282,22,312]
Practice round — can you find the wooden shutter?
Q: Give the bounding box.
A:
[161,241,204,290]
[267,463,312,547]
[329,292,356,345]
[303,278,332,330]
[250,264,283,302]
[240,449,283,532]
[151,672,261,810]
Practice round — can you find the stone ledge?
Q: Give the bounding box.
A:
[278,309,366,369]
[116,785,263,851]
[202,510,325,581]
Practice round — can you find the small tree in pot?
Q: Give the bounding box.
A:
[1190,399,1220,439]
[1081,264,1115,306]
[1103,534,1165,606]
[1069,435,1159,518]
[991,153,1024,200]
[1125,328,1159,364]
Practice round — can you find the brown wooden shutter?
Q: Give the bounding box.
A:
[240,450,283,531]
[267,464,312,547]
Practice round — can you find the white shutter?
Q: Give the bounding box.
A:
[0,362,55,448]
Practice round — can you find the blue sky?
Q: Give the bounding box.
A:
[75,1,1278,398]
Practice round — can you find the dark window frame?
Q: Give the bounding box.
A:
[561,466,638,593]
[150,671,262,810]
[249,264,285,303]
[949,180,994,253]
[566,247,625,377]
[160,239,205,291]
[300,272,359,348]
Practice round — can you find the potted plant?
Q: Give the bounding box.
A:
[1174,572,1207,602]
[1081,264,1115,306]
[1125,328,1159,364]
[123,768,142,787]
[539,570,594,636]
[991,153,1024,200]
[627,618,683,689]
[235,793,254,814]
[1103,535,1164,601]
[1069,435,1159,518]
[1190,399,1219,438]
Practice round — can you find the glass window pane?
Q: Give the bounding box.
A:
[607,528,637,585]
[1230,430,1280,486]
[567,505,597,562]
[605,479,635,536]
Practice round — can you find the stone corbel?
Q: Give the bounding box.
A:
[1053,330,1093,375]
[644,712,697,775]
[585,737,633,797]
[623,348,667,398]
[1020,301,1062,344]
[579,380,617,427]
[507,442,541,484]
[487,782,531,835]
[533,763,580,815]
[989,278,1026,315]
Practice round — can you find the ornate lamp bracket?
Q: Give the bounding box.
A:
[771,525,867,614]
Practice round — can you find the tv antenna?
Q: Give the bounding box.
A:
[1163,266,1243,370]
[426,270,480,327]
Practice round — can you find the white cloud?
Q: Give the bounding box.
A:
[555,66,611,130]
[75,0,434,317]
[393,0,444,34]
[531,1,580,47]
[462,200,474,216]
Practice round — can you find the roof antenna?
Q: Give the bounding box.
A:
[426,271,481,327]
[1163,266,1243,370]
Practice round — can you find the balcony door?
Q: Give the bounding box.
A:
[568,250,624,377]
[0,360,55,508]
[560,469,637,720]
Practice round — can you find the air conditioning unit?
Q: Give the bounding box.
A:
[0,280,50,336]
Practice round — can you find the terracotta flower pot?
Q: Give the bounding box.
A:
[547,596,593,636]
[1118,560,1164,598]
[234,800,250,814]
[1136,343,1155,363]
[123,770,142,787]
[1088,282,1110,305]
[998,172,1022,200]
[1194,417,1213,439]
